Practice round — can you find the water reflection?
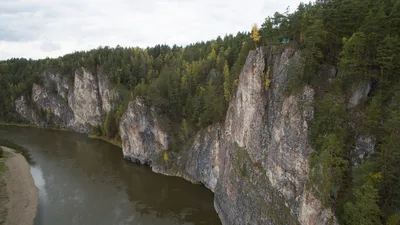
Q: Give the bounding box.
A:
[0,126,221,225]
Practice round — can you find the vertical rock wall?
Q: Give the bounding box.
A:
[15,68,118,133]
[120,47,337,224]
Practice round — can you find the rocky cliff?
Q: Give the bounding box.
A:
[15,68,118,133]
[120,47,337,224]
[120,98,169,164]
[14,46,369,224]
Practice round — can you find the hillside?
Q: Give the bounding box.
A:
[0,0,399,224]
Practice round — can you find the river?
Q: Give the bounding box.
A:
[0,125,221,225]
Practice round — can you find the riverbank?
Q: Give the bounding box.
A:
[88,134,122,148]
[1,123,122,149]
[0,146,38,225]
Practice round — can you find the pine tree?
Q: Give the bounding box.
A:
[180,118,189,141]
[343,173,382,225]
[223,61,231,101]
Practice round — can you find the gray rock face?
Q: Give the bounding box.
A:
[14,96,44,127]
[120,47,336,224]
[69,68,103,132]
[224,48,266,162]
[12,45,376,224]
[98,69,119,114]
[43,70,71,100]
[153,124,223,192]
[348,79,372,108]
[15,68,118,133]
[32,83,74,128]
[181,125,222,192]
[120,98,169,164]
[352,134,376,165]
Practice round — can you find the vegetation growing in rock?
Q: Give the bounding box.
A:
[250,24,261,48]
[0,33,253,148]
[259,0,400,224]
[0,0,399,224]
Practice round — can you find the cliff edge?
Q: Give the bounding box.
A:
[120,47,337,225]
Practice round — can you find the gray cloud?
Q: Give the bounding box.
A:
[0,0,301,60]
[40,41,61,52]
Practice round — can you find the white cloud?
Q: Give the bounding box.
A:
[0,0,301,60]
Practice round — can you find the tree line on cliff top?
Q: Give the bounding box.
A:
[1,0,400,224]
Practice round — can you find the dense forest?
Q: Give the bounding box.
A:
[0,32,254,139]
[1,0,400,224]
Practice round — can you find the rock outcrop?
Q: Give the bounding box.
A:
[348,79,372,108]
[352,133,376,165]
[98,69,119,114]
[15,68,118,133]
[15,96,44,127]
[120,98,169,164]
[120,47,336,224]
[12,44,376,224]
[32,83,74,128]
[68,68,103,132]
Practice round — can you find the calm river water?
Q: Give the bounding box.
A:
[0,125,221,225]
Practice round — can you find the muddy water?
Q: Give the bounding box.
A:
[0,125,221,225]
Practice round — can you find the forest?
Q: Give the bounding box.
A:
[1,0,399,224]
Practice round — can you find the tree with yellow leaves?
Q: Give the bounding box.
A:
[250,24,261,48]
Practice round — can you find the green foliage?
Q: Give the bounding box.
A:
[339,32,373,82]
[297,1,400,223]
[362,94,383,135]
[0,138,25,153]
[343,176,382,225]
[386,213,400,225]
[223,61,231,101]
[1,1,400,224]
[264,65,271,91]
[46,109,51,123]
[378,91,400,216]
[310,133,349,206]
[103,110,118,138]
[0,33,253,135]
[179,118,189,142]
[0,59,42,121]
[283,57,304,96]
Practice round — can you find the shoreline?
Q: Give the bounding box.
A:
[88,134,122,148]
[0,146,38,225]
[0,123,122,149]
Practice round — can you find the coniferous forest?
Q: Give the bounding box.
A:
[1,0,399,224]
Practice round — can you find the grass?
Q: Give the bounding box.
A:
[0,122,34,128]
[0,122,70,132]
[88,134,122,148]
[1,121,123,150]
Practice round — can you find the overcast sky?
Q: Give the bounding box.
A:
[0,0,300,60]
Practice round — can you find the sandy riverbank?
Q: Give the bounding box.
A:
[0,146,38,225]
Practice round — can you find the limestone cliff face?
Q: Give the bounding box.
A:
[120,47,337,224]
[98,68,119,114]
[68,68,103,132]
[12,45,371,224]
[15,68,118,133]
[15,95,44,127]
[32,83,74,128]
[119,98,169,164]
